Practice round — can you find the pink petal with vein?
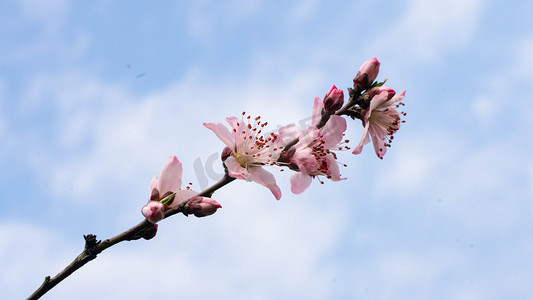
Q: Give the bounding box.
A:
[290,172,312,194]
[224,156,249,181]
[248,167,282,200]
[311,96,324,126]
[203,122,235,149]
[158,156,183,194]
[168,189,199,209]
[320,115,347,148]
[353,123,370,155]
[149,174,158,195]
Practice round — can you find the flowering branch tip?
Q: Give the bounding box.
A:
[30,57,407,299]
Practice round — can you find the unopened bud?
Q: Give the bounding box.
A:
[142,201,165,223]
[323,85,344,112]
[353,58,380,90]
[185,197,222,217]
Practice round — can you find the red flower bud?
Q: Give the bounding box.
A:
[185,197,222,217]
[323,85,344,112]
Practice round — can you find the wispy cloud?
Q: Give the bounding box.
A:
[3,1,533,299]
[372,0,485,63]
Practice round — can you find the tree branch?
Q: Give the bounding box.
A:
[27,174,236,300]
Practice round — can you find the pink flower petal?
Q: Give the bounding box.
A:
[353,123,371,155]
[390,90,406,105]
[295,127,320,149]
[311,96,324,127]
[203,122,235,149]
[248,167,282,200]
[291,146,318,174]
[324,155,344,181]
[168,189,199,209]
[149,174,158,196]
[320,115,347,148]
[224,156,249,181]
[158,156,183,194]
[290,172,312,194]
[368,91,389,112]
[368,125,387,159]
[225,116,247,141]
[278,124,302,145]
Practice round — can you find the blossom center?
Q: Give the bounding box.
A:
[233,113,280,168]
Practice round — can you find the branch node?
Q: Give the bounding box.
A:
[83,234,100,259]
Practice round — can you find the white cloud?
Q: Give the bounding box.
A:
[3,185,347,299]
[0,79,11,165]
[14,60,325,206]
[443,142,532,231]
[0,221,74,299]
[5,2,533,299]
[472,95,498,123]
[376,129,465,195]
[17,0,69,28]
[225,0,263,19]
[470,58,523,127]
[347,241,533,300]
[345,247,466,299]
[387,141,436,192]
[373,0,484,62]
[186,0,216,43]
[186,0,264,44]
[377,249,463,291]
[5,0,90,65]
[0,78,5,138]
[289,0,321,25]
[516,36,533,78]
[513,35,533,128]
[367,124,531,235]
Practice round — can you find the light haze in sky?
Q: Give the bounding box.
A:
[1,0,532,299]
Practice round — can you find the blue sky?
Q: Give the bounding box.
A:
[1,0,532,299]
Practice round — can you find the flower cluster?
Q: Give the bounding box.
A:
[352,87,406,159]
[349,58,407,159]
[142,57,406,226]
[29,57,408,300]
[204,114,283,200]
[278,97,348,194]
[202,57,406,198]
[141,156,221,224]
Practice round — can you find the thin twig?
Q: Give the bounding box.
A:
[27,174,236,300]
[27,94,364,299]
